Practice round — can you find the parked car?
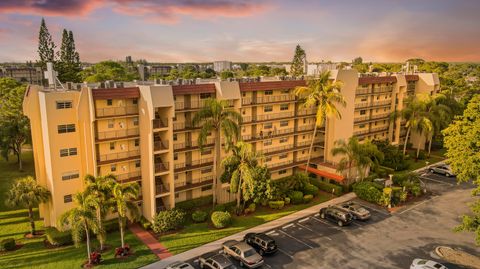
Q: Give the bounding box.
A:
[198,251,237,269]
[410,258,448,269]
[222,240,264,268]
[165,261,195,269]
[319,206,353,227]
[243,232,278,255]
[429,164,455,177]
[337,202,371,220]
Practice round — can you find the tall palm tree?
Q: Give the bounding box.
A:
[414,116,433,159]
[295,70,346,171]
[59,192,99,265]
[422,94,452,156]
[5,176,50,236]
[84,174,116,251]
[192,98,242,205]
[221,141,261,213]
[111,182,140,249]
[400,97,426,155]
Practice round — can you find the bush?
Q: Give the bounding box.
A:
[303,194,314,203]
[288,191,304,204]
[214,204,226,212]
[417,150,427,160]
[45,227,72,247]
[152,209,186,233]
[211,211,232,229]
[0,238,16,251]
[175,195,212,212]
[284,197,291,205]
[410,184,422,197]
[244,203,256,214]
[315,180,343,195]
[268,201,285,209]
[353,182,383,204]
[104,219,119,233]
[192,210,208,223]
[302,183,319,196]
[139,216,152,230]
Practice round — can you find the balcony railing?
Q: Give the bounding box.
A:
[153,118,168,129]
[242,95,296,105]
[175,175,214,189]
[255,112,294,121]
[173,138,215,151]
[355,88,371,95]
[174,158,214,171]
[353,129,370,136]
[266,160,293,169]
[155,184,169,195]
[176,100,234,110]
[370,100,392,107]
[354,115,370,123]
[370,113,390,120]
[373,86,394,93]
[241,128,294,141]
[258,145,294,155]
[370,126,389,133]
[297,108,317,116]
[155,161,169,173]
[97,128,139,141]
[355,102,370,109]
[154,140,169,151]
[296,125,316,132]
[96,105,138,118]
[116,171,141,183]
[97,150,140,164]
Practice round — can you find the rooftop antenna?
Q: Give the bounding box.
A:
[44,62,65,90]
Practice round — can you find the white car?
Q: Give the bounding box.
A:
[410,259,448,269]
[165,261,195,269]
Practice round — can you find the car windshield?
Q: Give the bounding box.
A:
[244,249,257,257]
[267,242,275,248]
[417,260,427,265]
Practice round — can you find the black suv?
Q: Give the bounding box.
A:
[319,206,353,227]
[243,233,278,256]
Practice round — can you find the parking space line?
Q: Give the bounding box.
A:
[314,213,320,217]
[420,176,454,186]
[296,222,332,241]
[398,197,435,215]
[277,248,294,258]
[282,223,294,229]
[266,230,276,236]
[299,217,310,223]
[263,264,273,269]
[310,217,341,230]
[278,229,314,249]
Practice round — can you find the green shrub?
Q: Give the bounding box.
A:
[303,183,319,196]
[315,180,343,195]
[211,211,232,229]
[152,209,186,233]
[284,197,291,205]
[214,204,226,212]
[0,238,16,251]
[244,203,256,214]
[378,192,391,207]
[353,182,383,204]
[410,184,422,197]
[104,219,119,233]
[288,191,304,204]
[139,216,152,230]
[417,150,427,160]
[268,201,285,209]
[303,194,314,203]
[175,195,212,212]
[45,227,72,247]
[192,210,208,223]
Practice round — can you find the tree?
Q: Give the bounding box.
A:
[422,94,451,156]
[290,45,306,77]
[84,174,116,251]
[5,176,50,236]
[220,70,234,80]
[443,95,480,244]
[294,71,346,171]
[57,29,81,83]
[112,182,141,249]
[352,57,363,65]
[399,97,426,155]
[0,78,30,171]
[80,61,138,82]
[192,99,242,205]
[59,192,99,265]
[37,18,56,69]
[221,141,262,213]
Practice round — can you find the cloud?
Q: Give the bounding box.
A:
[0,0,102,16]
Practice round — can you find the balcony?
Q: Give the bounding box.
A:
[176,100,234,111]
[353,129,370,136]
[97,150,140,165]
[370,113,390,120]
[355,88,371,95]
[354,115,370,123]
[266,160,293,169]
[355,102,370,109]
[155,161,169,174]
[153,118,168,129]
[242,128,294,141]
[296,125,316,132]
[242,95,296,105]
[370,100,392,107]
[96,105,138,118]
[116,171,141,183]
[154,140,169,151]
[155,184,170,196]
[96,128,139,141]
[174,158,214,172]
[173,122,201,131]
[255,112,295,122]
[173,138,215,151]
[373,86,394,93]
[295,139,324,148]
[297,108,317,116]
[175,175,214,192]
[258,145,294,156]
[370,126,389,133]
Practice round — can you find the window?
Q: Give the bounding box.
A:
[110,142,115,150]
[242,92,246,97]
[264,123,272,129]
[281,89,289,94]
[132,99,138,105]
[279,137,288,143]
[303,118,307,124]
[175,193,179,198]
[263,140,272,146]
[264,90,273,95]
[62,171,79,180]
[200,93,211,99]
[107,99,113,106]
[361,97,367,102]
[280,104,289,111]
[280,120,288,127]
[359,124,366,128]
[264,106,273,112]
[174,153,178,161]
[360,110,366,115]
[134,139,139,147]
[56,101,72,109]
[64,195,73,203]
[173,134,177,141]
[108,120,114,128]
[279,154,288,159]
[133,117,139,126]
[110,165,116,172]
[201,168,212,174]
[376,96,380,100]
[201,185,212,191]
[57,124,75,134]
[135,160,141,168]
[60,148,77,157]
[242,110,246,115]
[279,170,287,175]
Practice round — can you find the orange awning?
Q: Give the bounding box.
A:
[298,165,344,183]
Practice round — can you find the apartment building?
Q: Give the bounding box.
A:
[23,69,439,227]
[1,66,43,85]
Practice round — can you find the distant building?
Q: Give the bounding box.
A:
[213,61,232,72]
[126,56,132,64]
[0,66,43,85]
[149,65,173,77]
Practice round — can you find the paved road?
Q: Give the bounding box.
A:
[178,172,477,269]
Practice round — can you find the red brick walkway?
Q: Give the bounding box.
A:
[129,224,172,259]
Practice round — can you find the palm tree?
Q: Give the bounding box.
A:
[59,192,99,265]
[294,71,346,171]
[221,141,261,213]
[356,140,384,179]
[192,98,242,205]
[400,97,426,155]
[5,176,50,236]
[423,94,452,156]
[414,116,433,159]
[84,174,116,251]
[111,182,140,249]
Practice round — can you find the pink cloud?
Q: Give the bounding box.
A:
[0,0,103,16]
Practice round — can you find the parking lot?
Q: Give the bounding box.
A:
[179,172,478,269]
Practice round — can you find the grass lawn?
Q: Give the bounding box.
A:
[0,152,158,269]
[160,194,332,255]
[393,149,446,175]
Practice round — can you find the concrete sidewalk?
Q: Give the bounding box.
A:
[142,192,356,269]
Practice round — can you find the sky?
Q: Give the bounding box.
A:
[0,0,479,63]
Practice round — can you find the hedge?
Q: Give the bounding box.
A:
[175,195,212,211]
[288,191,304,204]
[0,238,16,251]
[152,209,186,233]
[352,182,382,204]
[284,197,291,205]
[268,201,285,209]
[303,183,319,196]
[211,211,232,229]
[45,227,73,247]
[312,180,343,195]
[303,194,314,203]
[192,210,208,223]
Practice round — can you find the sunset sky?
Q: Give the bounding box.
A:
[0,0,479,63]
